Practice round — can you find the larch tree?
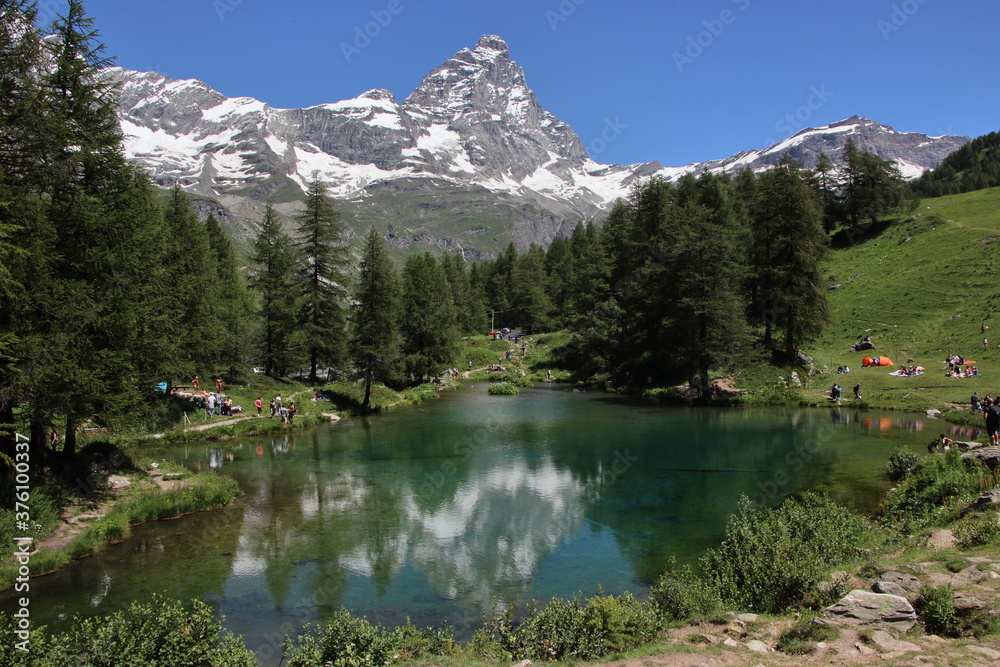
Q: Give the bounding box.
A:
[350,228,401,412]
[250,204,298,377]
[294,176,349,382]
[749,156,829,359]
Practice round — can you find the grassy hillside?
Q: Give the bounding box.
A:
[803,186,1000,412]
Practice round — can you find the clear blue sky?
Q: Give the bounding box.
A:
[64,0,1000,167]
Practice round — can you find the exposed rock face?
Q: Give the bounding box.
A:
[821,589,918,631]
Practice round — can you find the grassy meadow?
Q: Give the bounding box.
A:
[791,187,1000,415]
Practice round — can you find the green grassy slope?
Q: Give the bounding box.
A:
[805,187,1000,411]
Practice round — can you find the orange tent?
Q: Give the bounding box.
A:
[862,356,894,367]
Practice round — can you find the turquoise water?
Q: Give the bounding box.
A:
[1,385,958,663]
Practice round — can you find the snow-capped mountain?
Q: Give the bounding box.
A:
[109,35,969,256]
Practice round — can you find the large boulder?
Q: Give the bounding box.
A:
[962,447,1000,469]
[821,590,917,631]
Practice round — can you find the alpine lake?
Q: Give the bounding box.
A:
[3,383,972,664]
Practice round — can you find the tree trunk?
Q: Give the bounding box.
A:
[361,376,373,415]
[63,415,77,458]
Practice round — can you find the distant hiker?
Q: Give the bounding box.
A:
[830,383,842,404]
[206,393,216,418]
[468,360,473,370]
[853,383,861,401]
[287,402,297,424]
[215,376,223,393]
[985,338,989,349]
[269,398,276,418]
[972,392,982,413]
[192,376,200,391]
[255,397,263,416]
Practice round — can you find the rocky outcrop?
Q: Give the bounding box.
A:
[961,446,1000,469]
[821,589,918,631]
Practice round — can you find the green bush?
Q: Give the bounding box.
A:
[488,382,519,395]
[701,493,877,614]
[954,513,1000,549]
[649,556,722,623]
[391,621,458,661]
[915,584,960,637]
[0,596,256,666]
[481,592,661,662]
[282,608,397,667]
[777,617,839,655]
[882,450,989,528]
[884,446,920,482]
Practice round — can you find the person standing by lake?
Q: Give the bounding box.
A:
[985,398,1000,446]
[255,396,263,417]
[853,383,861,401]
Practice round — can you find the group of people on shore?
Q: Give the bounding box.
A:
[829,382,862,404]
[261,394,296,424]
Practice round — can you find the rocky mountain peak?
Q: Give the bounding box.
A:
[358,88,397,104]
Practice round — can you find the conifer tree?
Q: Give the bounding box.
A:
[400,253,457,381]
[510,244,554,333]
[205,214,254,375]
[654,173,750,388]
[350,228,400,412]
[161,186,221,376]
[441,254,485,334]
[294,176,349,382]
[840,138,904,228]
[250,204,298,376]
[749,157,829,358]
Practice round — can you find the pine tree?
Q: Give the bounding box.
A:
[400,253,457,381]
[250,204,298,376]
[749,156,829,358]
[441,253,485,334]
[840,138,904,228]
[205,214,254,375]
[350,229,401,412]
[510,244,553,333]
[654,173,750,388]
[161,186,221,377]
[294,176,349,382]
[813,151,840,232]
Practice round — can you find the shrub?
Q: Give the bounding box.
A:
[649,556,722,623]
[777,617,839,655]
[481,592,661,662]
[954,513,1000,549]
[15,596,257,665]
[882,450,990,528]
[701,493,877,614]
[488,383,519,395]
[915,584,960,636]
[885,447,920,482]
[282,608,396,667]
